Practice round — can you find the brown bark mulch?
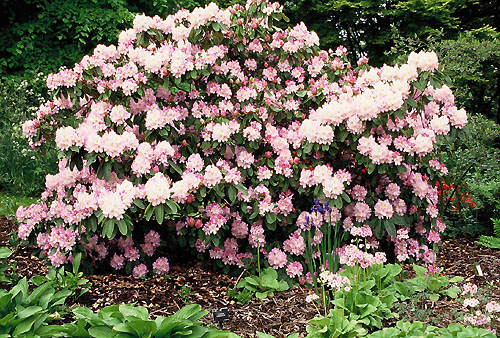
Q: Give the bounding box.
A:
[1,216,499,337]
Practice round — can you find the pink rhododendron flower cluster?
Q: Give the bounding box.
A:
[17,0,466,277]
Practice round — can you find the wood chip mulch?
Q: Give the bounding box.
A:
[1,216,499,337]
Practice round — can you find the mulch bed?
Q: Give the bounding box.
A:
[1,216,499,337]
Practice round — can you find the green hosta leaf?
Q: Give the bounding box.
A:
[113,323,135,334]
[0,247,12,259]
[119,304,149,321]
[171,304,207,321]
[13,316,37,336]
[17,306,43,319]
[88,325,115,338]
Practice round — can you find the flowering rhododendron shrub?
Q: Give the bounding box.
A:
[18,0,467,277]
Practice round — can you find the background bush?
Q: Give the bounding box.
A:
[443,114,500,236]
[0,72,58,196]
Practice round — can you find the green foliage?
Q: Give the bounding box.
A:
[367,321,496,338]
[235,267,289,300]
[306,309,367,338]
[30,253,91,301]
[400,265,463,302]
[0,73,58,196]
[387,28,500,123]
[332,264,402,329]
[177,285,193,303]
[41,303,239,338]
[435,28,500,124]
[0,247,14,283]
[284,0,462,66]
[0,193,39,219]
[477,218,500,249]
[227,285,253,305]
[443,114,500,235]
[0,277,71,336]
[0,0,136,74]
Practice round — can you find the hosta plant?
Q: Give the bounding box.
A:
[40,303,239,338]
[17,0,467,278]
[0,247,13,283]
[0,278,71,336]
[30,252,91,301]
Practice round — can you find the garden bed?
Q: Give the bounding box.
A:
[1,216,499,337]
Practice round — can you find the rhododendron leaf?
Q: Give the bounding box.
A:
[213,185,224,198]
[95,210,105,224]
[235,184,248,196]
[133,199,145,209]
[266,212,277,225]
[211,236,219,247]
[303,142,313,154]
[249,207,259,220]
[367,164,375,175]
[375,219,383,238]
[155,205,164,224]
[391,215,407,226]
[118,219,128,235]
[228,186,237,203]
[144,204,154,221]
[199,186,207,198]
[84,152,97,167]
[166,200,178,214]
[341,192,351,203]
[168,160,183,176]
[407,97,418,109]
[103,161,112,182]
[384,219,396,237]
[241,203,248,214]
[333,197,343,210]
[414,79,426,92]
[103,219,115,239]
